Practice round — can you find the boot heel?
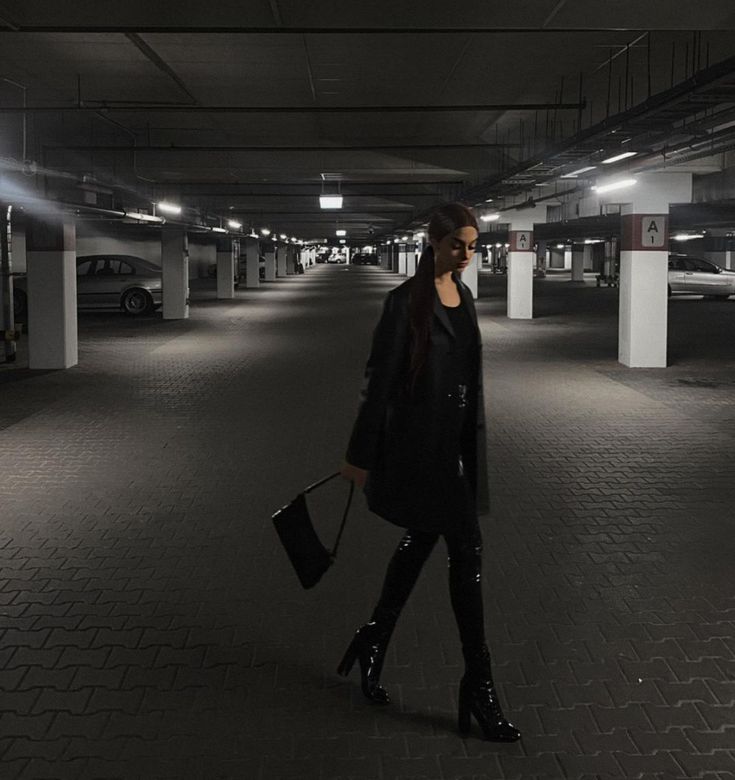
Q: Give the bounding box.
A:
[337,640,357,677]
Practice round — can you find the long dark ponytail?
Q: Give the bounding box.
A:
[407,202,478,394]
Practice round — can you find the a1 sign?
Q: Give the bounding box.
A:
[641,216,666,248]
[509,230,534,251]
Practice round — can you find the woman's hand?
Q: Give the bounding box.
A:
[340,461,368,489]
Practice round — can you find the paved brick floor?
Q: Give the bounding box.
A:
[0,267,734,780]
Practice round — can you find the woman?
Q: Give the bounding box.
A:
[339,202,520,742]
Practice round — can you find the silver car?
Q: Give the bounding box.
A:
[668,254,735,300]
[14,254,163,317]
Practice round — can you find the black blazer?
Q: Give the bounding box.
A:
[346,273,489,532]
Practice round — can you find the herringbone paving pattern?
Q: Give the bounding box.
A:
[0,267,733,779]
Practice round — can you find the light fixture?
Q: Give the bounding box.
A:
[602,151,638,164]
[157,201,182,215]
[485,198,494,202]
[561,166,597,178]
[279,233,287,240]
[336,229,347,236]
[495,243,502,248]
[339,239,346,244]
[124,211,164,223]
[320,195,343,209]
[481,213,501,222]
[584,238,604,244]
[672,232,706,242]
[212,227,227,233]
[260,228,271,236]
[556,243,566,249]
[592,178,637,194]
[227,220,242,230]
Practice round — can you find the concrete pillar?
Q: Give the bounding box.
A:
[615,172,692,367]
[264,245,276,281]
[563,247,572,270]
[571,244,585,281]
[462,251,479,299]
[26,216,78,369]
[397,244,407,275]
[507,206,546,320]
[406,247,417,277]
[276,244,287,277]
[535,240,547,275]
[216,237,235,299]
[162,228,189,320]
[380,246,390,270]
[702,228,732,270]
[242,237,260,287]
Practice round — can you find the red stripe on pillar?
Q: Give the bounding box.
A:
[621,214,668,251]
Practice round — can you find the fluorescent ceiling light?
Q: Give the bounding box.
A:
[401,235,409,241]
[339,239,346,244]
[279,233,287,240]
[414,231,424,238]
[212,227,227,233]
[124,211,163,223]
[495,243,502,248]
[157,201,182,215]
[260,228,271,236]
[484,198,494,202]
[556,243,566,249]
[481,213,501,222]
[561,165,597,178]
[320,195,343,209]
[227,220,242,230]
[673,232,705,241]
[584,238,604,244]
[592,178,637,194]
[336,229,347,236]
[602,151,638,164]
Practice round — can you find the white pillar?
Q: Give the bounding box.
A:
[406,248,417,277]
[162,228,189,320]
[571,244,585,281]
[563,247,572,270]
[397,245,407,275]
[264,246,276,281]
[506,206,547,320]
[276,244,287,277]
[26,217,78,369]
[462,252,479,299]
[615,172,692,367]
[216,237,235,299]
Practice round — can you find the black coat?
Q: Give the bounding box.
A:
[346,273,489,533]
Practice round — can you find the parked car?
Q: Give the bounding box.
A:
[325,253,346,264]
[352,253,380,266]
[668,254,735,299]
[13,254,163,318]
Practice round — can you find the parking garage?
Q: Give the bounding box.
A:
[1,4,735,779]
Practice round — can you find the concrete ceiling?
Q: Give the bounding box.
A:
[1,2,735,241]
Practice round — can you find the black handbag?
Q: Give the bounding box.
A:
[272,472,355,589]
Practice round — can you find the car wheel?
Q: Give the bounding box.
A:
[12,289,27,318]
[121,288,153,315]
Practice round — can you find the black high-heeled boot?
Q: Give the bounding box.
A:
[336,619,393,704]
[338,530,438,705]
[457,645,521,742]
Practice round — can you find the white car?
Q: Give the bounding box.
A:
[668,254,735,300]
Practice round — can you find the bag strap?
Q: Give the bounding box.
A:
[302,471,355,559]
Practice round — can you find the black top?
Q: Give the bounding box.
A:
[442,298,476,387]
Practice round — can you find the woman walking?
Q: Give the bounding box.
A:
[339,202,520,742]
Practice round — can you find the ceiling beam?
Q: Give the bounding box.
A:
[0,101,585,113]
[46,142,517,152]
[0,26,691,34]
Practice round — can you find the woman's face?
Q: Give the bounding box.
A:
[432,226,479,275]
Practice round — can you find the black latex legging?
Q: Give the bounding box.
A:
[370,519,485,650]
